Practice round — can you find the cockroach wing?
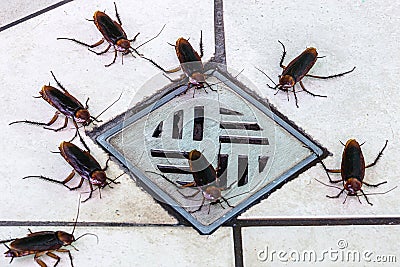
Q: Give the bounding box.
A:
[341,143,365,182]
[43,87,84,117]
[95,11,127,44]
[61,142,102,176]
[282,48,317,82]
[189,155,218,187]
[176,39,204,77]
[10,233,62,252]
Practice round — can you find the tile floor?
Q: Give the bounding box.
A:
[0,0,399,266]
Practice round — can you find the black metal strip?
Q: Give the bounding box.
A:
[219,135,269,145]
[0,0,74,32]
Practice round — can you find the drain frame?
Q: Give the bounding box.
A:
[92,65,328,234]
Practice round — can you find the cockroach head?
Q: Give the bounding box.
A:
[279,75,295,89]
[90,170,107,187]
[344,178,362,195]
[190,72,206,85]
[75,109,91,125]
[188,149,202,161]
[116,39,131,50]
[56,231,75,245]
[203,186,222,201]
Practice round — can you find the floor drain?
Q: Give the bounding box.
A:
[94,63,326,234]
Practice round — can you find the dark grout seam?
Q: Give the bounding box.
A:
[231,217,400,227]
[232,225,244,267]
[0,221,180,227]
[0,0,73,32]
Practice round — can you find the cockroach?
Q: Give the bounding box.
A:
[149,149,243,214]
[144,31,216,96]
[58,2,164,67]
[0,197,97,267]
[23,141,122,202]
[9,71,121,151]
[256,41,356,107]
[317,139,395,205]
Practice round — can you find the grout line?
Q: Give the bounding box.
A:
[232,217,400,227]
[0,0,74,32]
[0,221,180,227]
[232,224,244,267]
[212,0,226,65]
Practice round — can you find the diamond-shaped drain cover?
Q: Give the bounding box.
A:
[95,63,325,234]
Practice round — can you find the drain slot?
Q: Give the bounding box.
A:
[237,155,248,187]
[217,154,229,187]
[193,106,204,141]
[172,110,183,139]
[219,135,269,145]
[220,121,262,131]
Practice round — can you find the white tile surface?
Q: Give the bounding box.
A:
[0,226,234,267]
[0,0,59,27]
[242,225,399,266]
[1,0,400,266]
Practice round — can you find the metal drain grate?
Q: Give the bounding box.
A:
[95,64,326,234]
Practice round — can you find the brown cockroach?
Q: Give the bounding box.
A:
[316,139,396,205]
[144,31,217,96]
[9,71,121,151]
[256,41,356,107]
[0,197,97,267]
[58,2,164,67]
[23,141,122,202]
[148,148,245,214]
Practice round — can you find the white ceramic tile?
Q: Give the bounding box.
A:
[0,0,213,224]
[0,226,234,267]
[0,0,60,27]
[221,0,400,218]
[242,226,399,266]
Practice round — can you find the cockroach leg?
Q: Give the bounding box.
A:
[292,86,299,108]
[58,249,74,267]
[278,40,287,68]
[50,71,68,92]
[177,188,201,199]
[359,189,373,205]
[34,252,46,267]
[199,30,204,58]
[365,140,388,168]
[46,251,61,266]
[57,37,105,49]
[9,111,60,127]
[102,157,111,171]
[89,44,111,55]
[129,32,140,42]
[189,197,206,213]
[305,66,356,79]
[326,188,345,198]
[113,2,122,25]
[105,49,118,67]
[82,183,95,203]
[84,98,90,109]
[22,173,82,192]
[44,116,68,132]
[299,80,327,98]
[363,181,387,187]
